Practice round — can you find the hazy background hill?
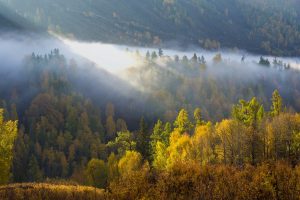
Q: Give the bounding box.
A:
[0,2,39,31]
[1,0,300,56]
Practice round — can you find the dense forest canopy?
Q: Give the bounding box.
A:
[1,0,300,199]
[1,0,300,56]
[0,48,298,198]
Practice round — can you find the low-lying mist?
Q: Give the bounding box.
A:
[1,31,300,124]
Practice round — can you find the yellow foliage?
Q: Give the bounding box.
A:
[0,109,18,184]
[0,183,105,200]
[118,151,143,175]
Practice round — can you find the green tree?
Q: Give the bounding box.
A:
[107,153,119,181]
[150,120,164,156]
[151,51,158,60]
[27,155,42,182]
[232,98,264,164]
[86,159,108,188]
[150,120,172,159]
[271,89,283,117]
[192,53,198,63]
[146,51,150,60]
[194,108,204,126]
[107,131,136,156]
[136,117,149,158]
[174,109,193,134]
[0,109,18,184]
[158,48,163,57]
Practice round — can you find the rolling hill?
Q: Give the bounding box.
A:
[0,2,38,31]
[1,0,300,56]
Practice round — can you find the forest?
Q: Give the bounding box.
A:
[1,0,300,56]
[0,49,300,199]
[1,0,300,199]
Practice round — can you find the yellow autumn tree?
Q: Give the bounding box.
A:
[215,119,247,165]
[153,141,168,170]
[0,109,18,184]
[118,151,143,176]
[166,130,192,169]
[191,122,217,165]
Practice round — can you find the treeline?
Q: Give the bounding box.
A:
[0,50,300,199]
[79,90,300,199]
[126,50,300,122]
[107,162,300,200]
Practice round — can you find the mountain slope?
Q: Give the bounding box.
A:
[1,0,300,56]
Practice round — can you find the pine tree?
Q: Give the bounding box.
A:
[136,117,149,159]
[174,109,193,134]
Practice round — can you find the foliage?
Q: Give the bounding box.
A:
[0,109,17,184]
[3,0,300,56]
[0,183,105,200]
[118,151,143,176]
[86,159,108,188]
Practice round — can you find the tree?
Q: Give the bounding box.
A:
[106,116,116,140]
[150,120,171,162]
[192,53,198,63]
[136,117,149,158]
[194,108,204,126]
[215,120,247,165]
[153,141,168,170]
[191,123,217,165]
[107,153,119,181]
[106,103,116,140]
[259,56,270,66]
[116,119,128,132]
[162,122,172,145]
[150,120,164,156]
[266,113,300,161]
[118,151,143,176]
[0,109,18,184]
[158,48,163,57]
[146,51,150,60]
[13,128,30,182]
[107,131,136,156]
[213,53,222,63]
[271,89,283,117]
[106,102,115,118]
[166,130,192,168]
[182,55,189,64]
[174,109,193,134]
[232,98,264,164]
[27,155,42,182]
[86,159,108,188]
[151,51,158,60]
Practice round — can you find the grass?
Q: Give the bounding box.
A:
[0,183,105,200]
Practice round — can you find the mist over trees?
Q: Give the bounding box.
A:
[1,0,300,56]
[1,0,300,199]
[0,48,297,199]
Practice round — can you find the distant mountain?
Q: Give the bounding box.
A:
[0,14,19,30]
[1,0,300,56]
[0,2,39,31]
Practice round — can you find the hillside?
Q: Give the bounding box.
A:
[0,9,21,30]
[1,1,300,198]
[0,183,105,200]
[0,2,38,31]
[1,0,300,56]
